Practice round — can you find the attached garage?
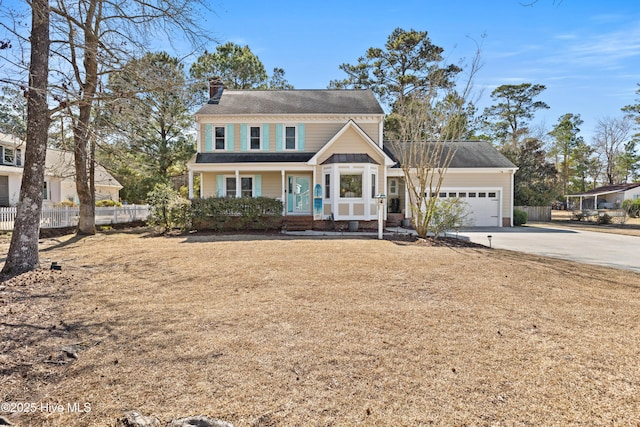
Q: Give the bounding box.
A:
[438,189,501,227]
[386,141,517,227]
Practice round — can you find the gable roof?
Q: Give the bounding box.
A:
[195,89,384,116]
[384,140,517,169]
[308,120,395,166]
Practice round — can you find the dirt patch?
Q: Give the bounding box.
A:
[1,231,640,426]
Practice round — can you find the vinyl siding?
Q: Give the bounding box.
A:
[315,126,386,165]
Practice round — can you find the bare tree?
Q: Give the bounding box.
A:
[1,0,50,275]
[593,116,632,184]
[388,49,481,238]
[48,0,210,234]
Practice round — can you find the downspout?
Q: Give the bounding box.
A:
[510,170,515,227]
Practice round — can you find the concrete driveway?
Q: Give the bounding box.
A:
[459,225,640,273]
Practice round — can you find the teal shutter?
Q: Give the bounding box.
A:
[298,123,305,151]
[240,124,247,151]
[254,175,262,197]
[216,175,224,197]
[226,124,235,151]
[262,124,270,151]
[275,124,283,151]
[204,124,213,151]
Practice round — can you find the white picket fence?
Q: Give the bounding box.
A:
[0,204,150,231]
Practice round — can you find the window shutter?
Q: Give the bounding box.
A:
[240,124,247,151]
[216,175,224,197]
[275,124,283,151]
[298,123,305,151]
[262,124,270,151]
[226,124,235,151]
[254,175,262,197]
[204,124,213,151]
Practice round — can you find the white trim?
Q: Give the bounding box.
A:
[247,125,262,151]
[281,124,299,151]
[222,173,256,198]
[197,114,385,124]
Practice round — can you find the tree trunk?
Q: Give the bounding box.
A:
[1,0,50,275]
[74,8,99,235]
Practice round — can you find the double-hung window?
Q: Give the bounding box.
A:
[285,126,296,150]
[214,126,225,150]
[249,126,261,150]
[225,176,254,198]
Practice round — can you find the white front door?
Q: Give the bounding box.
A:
[287,175,311,213]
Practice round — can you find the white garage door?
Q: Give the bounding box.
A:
[439,190,501,227]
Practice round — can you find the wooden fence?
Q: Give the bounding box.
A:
[0,205,150,231]
[514,206,552,222]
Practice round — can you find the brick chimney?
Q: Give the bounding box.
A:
[208,77,223,104]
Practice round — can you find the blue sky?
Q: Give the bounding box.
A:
[193,0,640,140]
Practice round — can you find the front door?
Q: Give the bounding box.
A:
[287,175,310,213]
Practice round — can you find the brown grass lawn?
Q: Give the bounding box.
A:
[1,231,640,426]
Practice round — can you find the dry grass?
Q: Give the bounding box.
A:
[1,230,640,426]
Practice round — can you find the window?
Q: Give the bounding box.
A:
[285,126,296,150]
[16,149,22,166]
[241,177,253,197]
[488,192,497,198]
[448,192,457,198]
[225,177,236,197]
[249,126,261,150]
[43,181,49,200]
[324,174,330,199]
[371,173,377,198]
[439,192,446,198]
[479,192,487,198]
[3,148,12,164]
[215,126,225,150]
[340,174,362,198]
[468,192,476,198]
[459,192,466,198]
[389,179,398,195]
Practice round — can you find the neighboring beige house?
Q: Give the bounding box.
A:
[187,86,517,228]
[0,133,122,207]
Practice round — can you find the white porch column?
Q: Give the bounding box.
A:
[188,170,194,198]
[594,195,598,210]
[281,169,286,215]
[235,170,241,198]
[199,173,204,198]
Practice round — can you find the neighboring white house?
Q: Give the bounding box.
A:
[187,85,517,228]
[566,183,640,210]
[0,133,122,207]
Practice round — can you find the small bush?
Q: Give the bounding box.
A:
[96,199,122,207]
[597,213,612,225]
[429,198,471,238]
[514,209,528,226]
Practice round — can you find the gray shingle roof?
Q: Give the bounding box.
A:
[195,89,384,116]
[321,153,379,165]
[196,152,314,163]
[384,140,517,169]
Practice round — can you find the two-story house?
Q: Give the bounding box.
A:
[0,133,122,207]
[187,83,517,229]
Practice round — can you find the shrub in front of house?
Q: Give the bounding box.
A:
[95,199,122,207]
[622,199,640,218]
[513,209,528,226]
[190,197,283,231]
